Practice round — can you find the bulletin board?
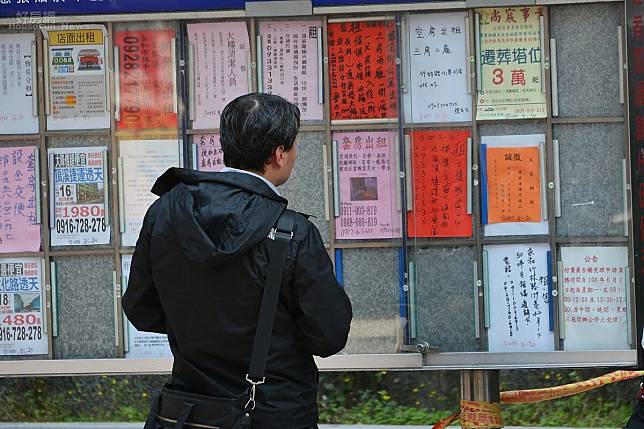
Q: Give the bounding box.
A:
[0,0,637,375]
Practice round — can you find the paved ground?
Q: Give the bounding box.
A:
[0,424,621,429]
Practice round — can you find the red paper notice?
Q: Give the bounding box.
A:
[116,29,178,130]
[328,20,398,120]
[407,130,472,238]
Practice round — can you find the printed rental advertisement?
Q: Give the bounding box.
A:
[0,258,47,356]
[49,147,109,246]
[43,26,110,130]
[334,131,401,240]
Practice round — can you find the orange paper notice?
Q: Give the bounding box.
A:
[407,130,472,238]
[486,146,541,224]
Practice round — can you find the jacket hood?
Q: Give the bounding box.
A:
[152,168,287,267]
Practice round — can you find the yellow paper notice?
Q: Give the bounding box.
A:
[476,7,547,120]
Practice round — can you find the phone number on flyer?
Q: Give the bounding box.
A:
[55,218,107,235]
[0,325,43,342]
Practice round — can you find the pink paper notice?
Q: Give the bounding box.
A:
[195,134,225,172]
[259,20,323,121]
[187,22,250,129]
[0,146,40,252]
[334,131,401,240]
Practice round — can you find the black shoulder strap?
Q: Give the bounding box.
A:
[247,209,295,382]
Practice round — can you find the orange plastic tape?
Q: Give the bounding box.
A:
[431,412,460,429]
[430,370,644,429]
[500,370,644,404]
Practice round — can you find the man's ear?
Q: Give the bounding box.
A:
[273,146,286,168]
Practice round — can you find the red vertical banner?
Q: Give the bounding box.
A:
[328,20,398,121]
[116,29,177,130]
[628,0,644,368]
[407,130,472,238]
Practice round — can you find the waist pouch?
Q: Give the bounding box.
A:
[145,384,252,429]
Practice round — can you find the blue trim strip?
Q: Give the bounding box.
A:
[480,143,489,225]
[398,248,408,340]
[547,250,554,332]
[334,249,343,288]
[0,0,433,17]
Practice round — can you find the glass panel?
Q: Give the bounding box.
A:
[475,7,547,121]
[484,243,555,352]
[0,143,41,253]
[0,32,39,134]
[53,255,116,359]
[406,129,474,240]
[557,244,631,351]
[412,246,480,352]
[187,21,251,130]
[278,131,329,243]
[258,19,325,124]
[402,11,472,124]
[47,136,112,249]
[0,257,47,360]
[554,123,626,237]
[333,130,401,242]
[114,22,179,132]
[43,25,111,131]
[550,3,623,118]
[339,247,400,354]
[328,19,398,121]
[478,123,548,241]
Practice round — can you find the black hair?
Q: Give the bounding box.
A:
[219,93,300,173]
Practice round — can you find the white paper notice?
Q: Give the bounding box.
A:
[43,26,110,130]
[49,147,110,246]
[187,22,250,129]
[481,134,548,237]
[0,33,38,134]
[560,246,630,351]
[260,20,323,121]
[122,254,172,359]
[119,140,179,247]
[404,12,471,123]
[486,243,554,352]
[0,258,47,356]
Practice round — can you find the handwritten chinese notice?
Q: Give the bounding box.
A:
[194,133,224,172]
[122,254,171,359]
[334,131,401,240]
[49,147,109,246]
[404,12,471,123]
[116,29,177,130]
[407,130,471,238]
[481,134,548,236]
[0,258,47,356]
[119,139,179,247]
[0,33,38,134]
[328,20,398,121]
[187,22,249,129]
[561,247,630,351]
[44,26,110,130]
[0,146,39,253]
[486,243,554,352]
[476,7,547,120]
[260,20,323,121]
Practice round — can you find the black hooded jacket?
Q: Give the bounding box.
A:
[122,168,352,428]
